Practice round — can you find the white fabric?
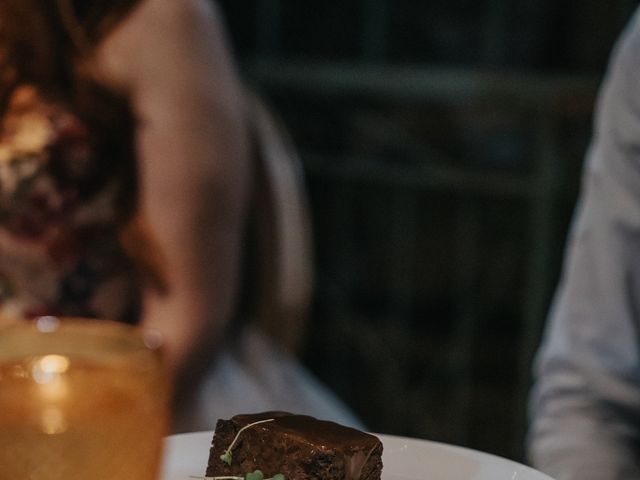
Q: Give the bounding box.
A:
[528,7,640,480]
[173,325,364,433]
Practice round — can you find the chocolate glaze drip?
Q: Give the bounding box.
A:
[233,412,379,449]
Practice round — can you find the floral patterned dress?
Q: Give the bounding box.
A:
[0,84,367,432]
[0,85,140,322]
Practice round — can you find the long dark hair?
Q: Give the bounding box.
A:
[0,0,142,211]
[0,0,139,103]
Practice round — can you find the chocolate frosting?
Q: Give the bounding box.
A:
[229,411,381,480]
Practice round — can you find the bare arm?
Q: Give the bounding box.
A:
[90,0,249,393]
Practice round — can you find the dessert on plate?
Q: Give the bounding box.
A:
[205,411,383,480]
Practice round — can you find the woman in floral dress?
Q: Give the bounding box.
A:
[0,0,361,431]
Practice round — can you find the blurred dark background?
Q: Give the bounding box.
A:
[217,0,638,462]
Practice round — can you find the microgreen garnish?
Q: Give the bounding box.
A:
[190,477,243,480]
[189,472,285,480]
[245,470,264,480]
[219,418,275,466]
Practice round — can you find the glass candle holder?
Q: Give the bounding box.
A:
[0,317,171,480]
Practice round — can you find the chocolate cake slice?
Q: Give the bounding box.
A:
[206,411,383,480]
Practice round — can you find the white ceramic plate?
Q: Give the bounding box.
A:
[161,431,554,480]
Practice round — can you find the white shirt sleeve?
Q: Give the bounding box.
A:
[528,8,640,480]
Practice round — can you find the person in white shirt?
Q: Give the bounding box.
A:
[528,8,640,479]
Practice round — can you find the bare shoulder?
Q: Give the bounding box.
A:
[155,0,222,28]
[90,0,228,91]
[130,0,222,39]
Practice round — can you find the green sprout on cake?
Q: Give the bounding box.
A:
[192,470,284,480]
[192,418,284,480]
[219,418,275,465]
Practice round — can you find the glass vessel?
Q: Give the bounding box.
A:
[0,317,170,480]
